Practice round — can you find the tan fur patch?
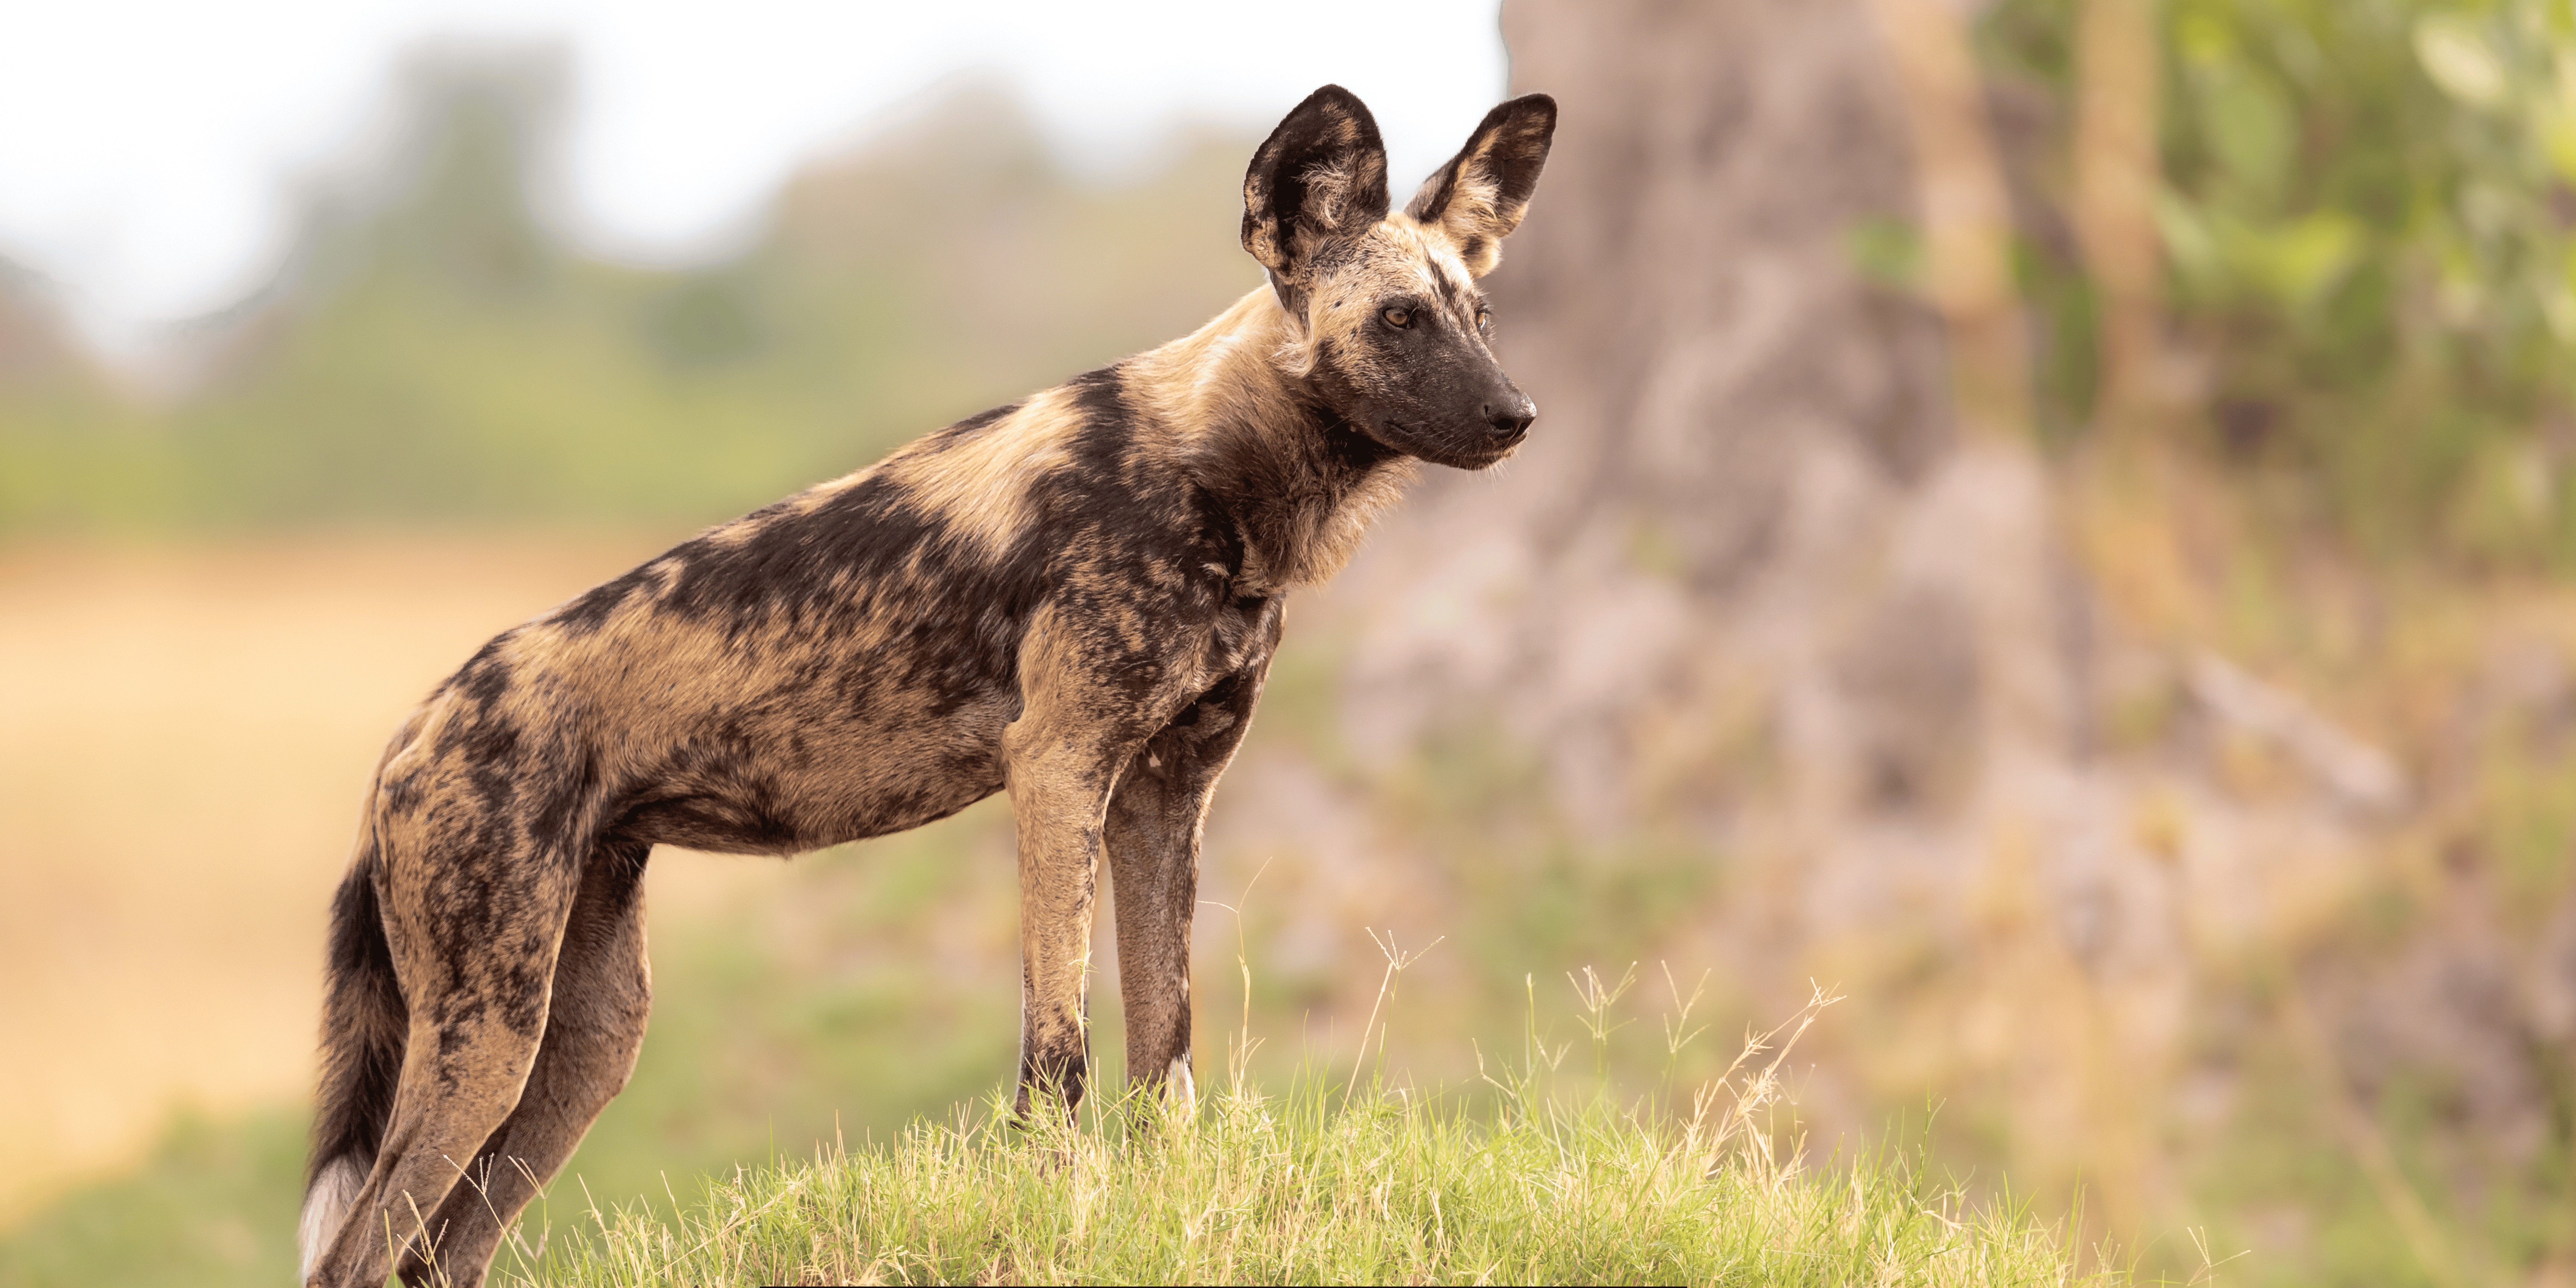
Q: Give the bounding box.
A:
[878,389,1082,560]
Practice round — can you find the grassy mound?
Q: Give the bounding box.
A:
[487,991,2122,1287]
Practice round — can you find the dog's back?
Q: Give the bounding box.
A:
[395,373,1164,856]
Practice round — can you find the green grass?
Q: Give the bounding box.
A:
[473,986,2122,1287]
[0,962,2126,1288]
[0,886,2148,1288]
[490,1087,2105,1287]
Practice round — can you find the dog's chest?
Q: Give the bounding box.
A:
[1203,581,1284,682]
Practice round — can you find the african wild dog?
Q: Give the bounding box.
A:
[299,84,1556,1288]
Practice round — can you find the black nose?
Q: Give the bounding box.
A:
[1484,397,1537,439]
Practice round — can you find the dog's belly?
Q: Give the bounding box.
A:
[603,697,1016,858]
[613,777,1002,856]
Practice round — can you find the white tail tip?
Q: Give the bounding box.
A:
[296,1156,364,1284]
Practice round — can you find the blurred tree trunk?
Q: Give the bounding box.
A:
[2073,0,2166,434]
[1866,0,2033,443]
[1348,0,2042,846]
[1323,0,2168,1240]
[1469,0,1952,567]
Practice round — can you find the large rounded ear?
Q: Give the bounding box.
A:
[1405,94,1557,277]
[1242,86,1392,290]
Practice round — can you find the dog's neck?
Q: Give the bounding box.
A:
[1126,286,1418,591]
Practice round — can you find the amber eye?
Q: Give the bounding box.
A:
[1476,308,1493,333]
[1382,307,1412,328]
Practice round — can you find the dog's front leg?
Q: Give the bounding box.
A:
[1001,732,1116,1122]
[1000,609,1157,1123]
[1105,660,1270,1114]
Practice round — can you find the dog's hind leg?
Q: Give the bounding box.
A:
[396,837,652,1287]
[307,824,583,1288]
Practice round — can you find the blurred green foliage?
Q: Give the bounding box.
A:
[1983,0,2576,566]
[0,1109,305,1288]
[0,59,1260,534]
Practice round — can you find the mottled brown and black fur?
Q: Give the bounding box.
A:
[300,84,1555,1288]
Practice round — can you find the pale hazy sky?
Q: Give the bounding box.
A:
[0,0,1509,349]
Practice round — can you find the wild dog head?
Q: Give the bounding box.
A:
[1243,85,1557,470]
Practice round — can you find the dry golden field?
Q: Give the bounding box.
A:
[0,534,809,1224]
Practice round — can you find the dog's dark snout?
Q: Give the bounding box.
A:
[1484,397,1537,439]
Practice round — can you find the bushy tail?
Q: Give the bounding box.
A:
[298,815,408,1282]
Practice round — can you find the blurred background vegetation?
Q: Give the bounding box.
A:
[1990,0,2576,566]
[0,52,1259,534]
[9,1,2576,1286]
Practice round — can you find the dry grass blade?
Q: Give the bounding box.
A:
[1688,980,1845,1183]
